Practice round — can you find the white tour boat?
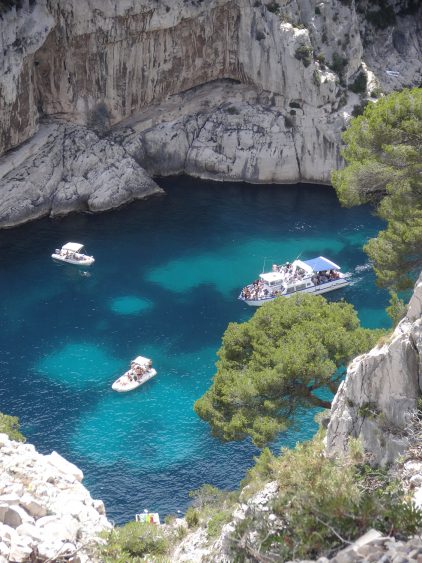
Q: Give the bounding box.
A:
[112,356,157,392]
[239,256,349,307]
[52,242,95,266]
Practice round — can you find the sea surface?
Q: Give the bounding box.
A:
[0,177,390,524]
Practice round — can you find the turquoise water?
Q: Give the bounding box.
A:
[0,177,389,523]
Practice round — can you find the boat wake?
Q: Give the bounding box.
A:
[354,262,372,273]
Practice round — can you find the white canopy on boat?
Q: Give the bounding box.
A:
[132,356,152,367]
[62,242,84,253]
[260,272,285,283]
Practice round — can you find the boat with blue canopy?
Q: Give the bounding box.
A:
[239,256,349,306]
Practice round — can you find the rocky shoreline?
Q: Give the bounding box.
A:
[0,0,420,229]
[0,433,111,563]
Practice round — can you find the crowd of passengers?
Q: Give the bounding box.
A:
[125,360,152,382]
[56,249,84,260]
[240,263,340,301]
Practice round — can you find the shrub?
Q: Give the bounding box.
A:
[349,72,367,94]
[370,87,383,98]
[266,1,280,14]
[207,511,232,538]
[386,292,407,327]
[313,69,321,87]
[315,52,326,64]
[351,101,368,117]
[338,93,348,108]
[366,5,396,29]
[315,6,321,15]
[100,522,168,562]
[357,401,379,418]
[231,434,422,561]
[185,507,200,528]
[0,412,25,442]
[295,45,313,67]
[330,52,348,75]
[226,105,240,115]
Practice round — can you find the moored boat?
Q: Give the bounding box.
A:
[239,256,349,306]
[52,242,95,266]
[112,356,157,392]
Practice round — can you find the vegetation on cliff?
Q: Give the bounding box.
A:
[332,88,422,291]
[225,431,422,561]
[0,411,25,442]
[194,294,381,447]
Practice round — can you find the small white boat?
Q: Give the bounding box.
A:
[112,356,157,392]
[239,256,349,307]
[52,242,95,266]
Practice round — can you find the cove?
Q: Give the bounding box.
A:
[0,176,389,524]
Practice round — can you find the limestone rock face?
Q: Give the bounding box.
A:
[0,434,111,562]
[0,0,421,227]
[326,272,422,466]
[115,81,343,184]
[0,121,162,228]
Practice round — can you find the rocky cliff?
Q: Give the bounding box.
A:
[0,433,111,562]
[326,272,422,467]
[0,0,421,227]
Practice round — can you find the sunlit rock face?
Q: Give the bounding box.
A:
[327,272,422,467]
[0,434,111,562]
[0,0,421,226]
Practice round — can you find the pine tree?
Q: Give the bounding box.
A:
[332,88,422,290]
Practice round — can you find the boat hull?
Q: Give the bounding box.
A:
[240,278,349,306]
[52,254,95,266]
[112,369,157,392]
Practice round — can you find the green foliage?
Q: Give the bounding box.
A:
[185,507,200,528]
[0,412,25,442]
[185,484,238,538]
[332,88,422,290]
[315,52,326,65]
[100,522,168,562]
[366,2,396,29]
[231,435,422,560]
[194,294,382,447]
[189,484,228,510]
[357,401,380,418]
[330,52,348,75]
[313,69,321,87]
[207,511,232,538]
[266,1,280,14]
[295,45,313,67]
[226,105,240,115]
[351,101,368,117]
[349,72,367,94]
[370,87,383,99]
[386,292,408,326]
[240,447,277,497]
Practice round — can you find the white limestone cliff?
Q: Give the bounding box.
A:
[0,121,162,228]
[0,433,111,562]
[0,0,421,228]
[326,272,422,466]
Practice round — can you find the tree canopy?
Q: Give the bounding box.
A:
[332,88,422,290]
[194,295,381,447]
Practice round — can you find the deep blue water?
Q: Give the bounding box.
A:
[0,177,389,524]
